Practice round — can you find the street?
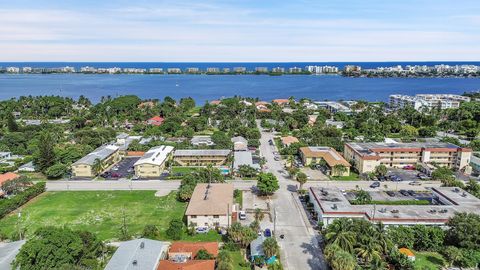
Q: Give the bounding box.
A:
[258,121,327,270]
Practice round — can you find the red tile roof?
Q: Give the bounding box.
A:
[0,172,20,186]
[399,248,415,257]
[169,242,219,258]
[148,116,165,126]
[157,260,215,270]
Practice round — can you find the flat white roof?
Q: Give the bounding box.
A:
[134,145,174,166]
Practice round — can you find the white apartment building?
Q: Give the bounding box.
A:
[389,94,471,110]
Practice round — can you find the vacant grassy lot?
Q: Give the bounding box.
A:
[0,191,220,242]
[414,251,446,270]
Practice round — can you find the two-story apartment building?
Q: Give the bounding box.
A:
[71,145,120,178]
[344,142,472,174]
[173,150,231,166]
[134,145,174,178]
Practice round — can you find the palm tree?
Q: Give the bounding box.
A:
[333,164,347,177]
[368,256,388,270]
[331,231,356,253]
[355,238,382,265]
[254,208,264,222]
[262,238,279,258]
[92,158,104,176]
[330,250,357,270]
[296,172,308,190]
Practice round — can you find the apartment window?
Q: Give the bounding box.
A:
[213,215,219,218]
[191,215,197,218]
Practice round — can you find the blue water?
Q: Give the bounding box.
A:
[0,62,479,103]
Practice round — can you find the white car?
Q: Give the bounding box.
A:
[239,211,247,220]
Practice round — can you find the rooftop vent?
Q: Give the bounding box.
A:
[132,260,138,266]
[332,204,337,210]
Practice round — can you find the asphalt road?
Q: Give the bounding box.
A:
[258,122,327,270]
[46,180,256,191]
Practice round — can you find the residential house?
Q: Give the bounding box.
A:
[185,183,235,229]
[299,147,351,176]
[147,116,165,126]
[190,136,215,147]
[134,146,174,178]
[157,242,218,270]
[105,238,169,270]
[233,151,260,172]
[0,172,20,196]
[71,145,120,178]
[231,136,248,151]
[18,161,36,172]
[272,99,290,106]
[249,236,266,262]
[281,136,299,147]
[173,150,231,166]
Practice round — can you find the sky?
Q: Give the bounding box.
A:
[0,0,480,62]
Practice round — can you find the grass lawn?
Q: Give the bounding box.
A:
[171,166,199,175]
[414,251,446,270]
[331,172,360,181]
[234,190,243,208]
[228,250,250,270]
[0,191,221,242]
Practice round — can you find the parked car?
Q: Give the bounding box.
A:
[195,227,209,234]
[403,165,416,170]
[274,156,280,161]
[370,181,380,188]
[264,228,272,237]
[409,181,422,186]
[417,173,429,180]
[111,172,121,178]
[239,211,247,220]
[378,176,387,182]
[386,191,395,197]
[399,190,409,196]
[407,190,416,196]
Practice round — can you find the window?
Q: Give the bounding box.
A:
[213,215,219,218]
[191,215,197,218]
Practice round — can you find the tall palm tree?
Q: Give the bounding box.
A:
[331,231,356,253]
[262,238,279,258]
[355,238,382,265]
[333,164,347,176]
[92,158,104,176]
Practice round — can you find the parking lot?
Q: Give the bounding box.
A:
[102,157,140,179]
[301,167,329,181]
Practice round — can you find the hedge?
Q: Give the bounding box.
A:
[0,182,46,219]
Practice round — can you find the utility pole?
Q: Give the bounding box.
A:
[227,203,230,228]
[273,207,277,236]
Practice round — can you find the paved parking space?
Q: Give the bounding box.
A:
[387,168,424,181]
[104,157,139,179]
[301,167,329,181]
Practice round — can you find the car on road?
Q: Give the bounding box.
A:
[417,173,429,180]
[274,156,280,161]
[195,227,209,234]
[409,181,422,186]
[264,228,272,237]
[239,211,247,220]
[386,191,395,197]
[370,181,380,188]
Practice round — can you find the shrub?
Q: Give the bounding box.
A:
[166,219,184,240]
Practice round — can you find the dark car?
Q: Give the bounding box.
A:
[264,228,272,237]
[407,190,416,196]
[370,181,380,188]
[399,190,409,196]
[386,191,395,197]
[378,176,387,182]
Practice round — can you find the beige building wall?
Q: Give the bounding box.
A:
[187,214,230,228]
[135,163,167,178]
[174,156,228,166]
[72,164,94,178]
[301,156,350,177]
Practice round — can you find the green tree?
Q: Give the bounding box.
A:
[142,225,159,239]
[374,164,388,177]
[354,190,372,204]
[330,250,357,270]
[7,112,19,132]
[195,249,214,260]
[263,238,280,258]
[238,165,258,178]
[45,163,68,179]
[400,125,418,140]
[166,219,184,240]
[442,246,463,267]
[254,208,265,222]
[256,172,279,196]
[446,212,480,249]
[216,250,233,270]
[355,238,382,264]
[92,158,104,176]
[36,131,56,172]
[333,164,347,176]
[13,227,104,270]
[296,172,308,190]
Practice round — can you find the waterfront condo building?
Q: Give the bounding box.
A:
[134,145,174,178]
[344,142,472,174]
[389,94,470,111]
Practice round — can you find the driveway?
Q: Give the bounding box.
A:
[258,121,327,270]
[301,167,329,181]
